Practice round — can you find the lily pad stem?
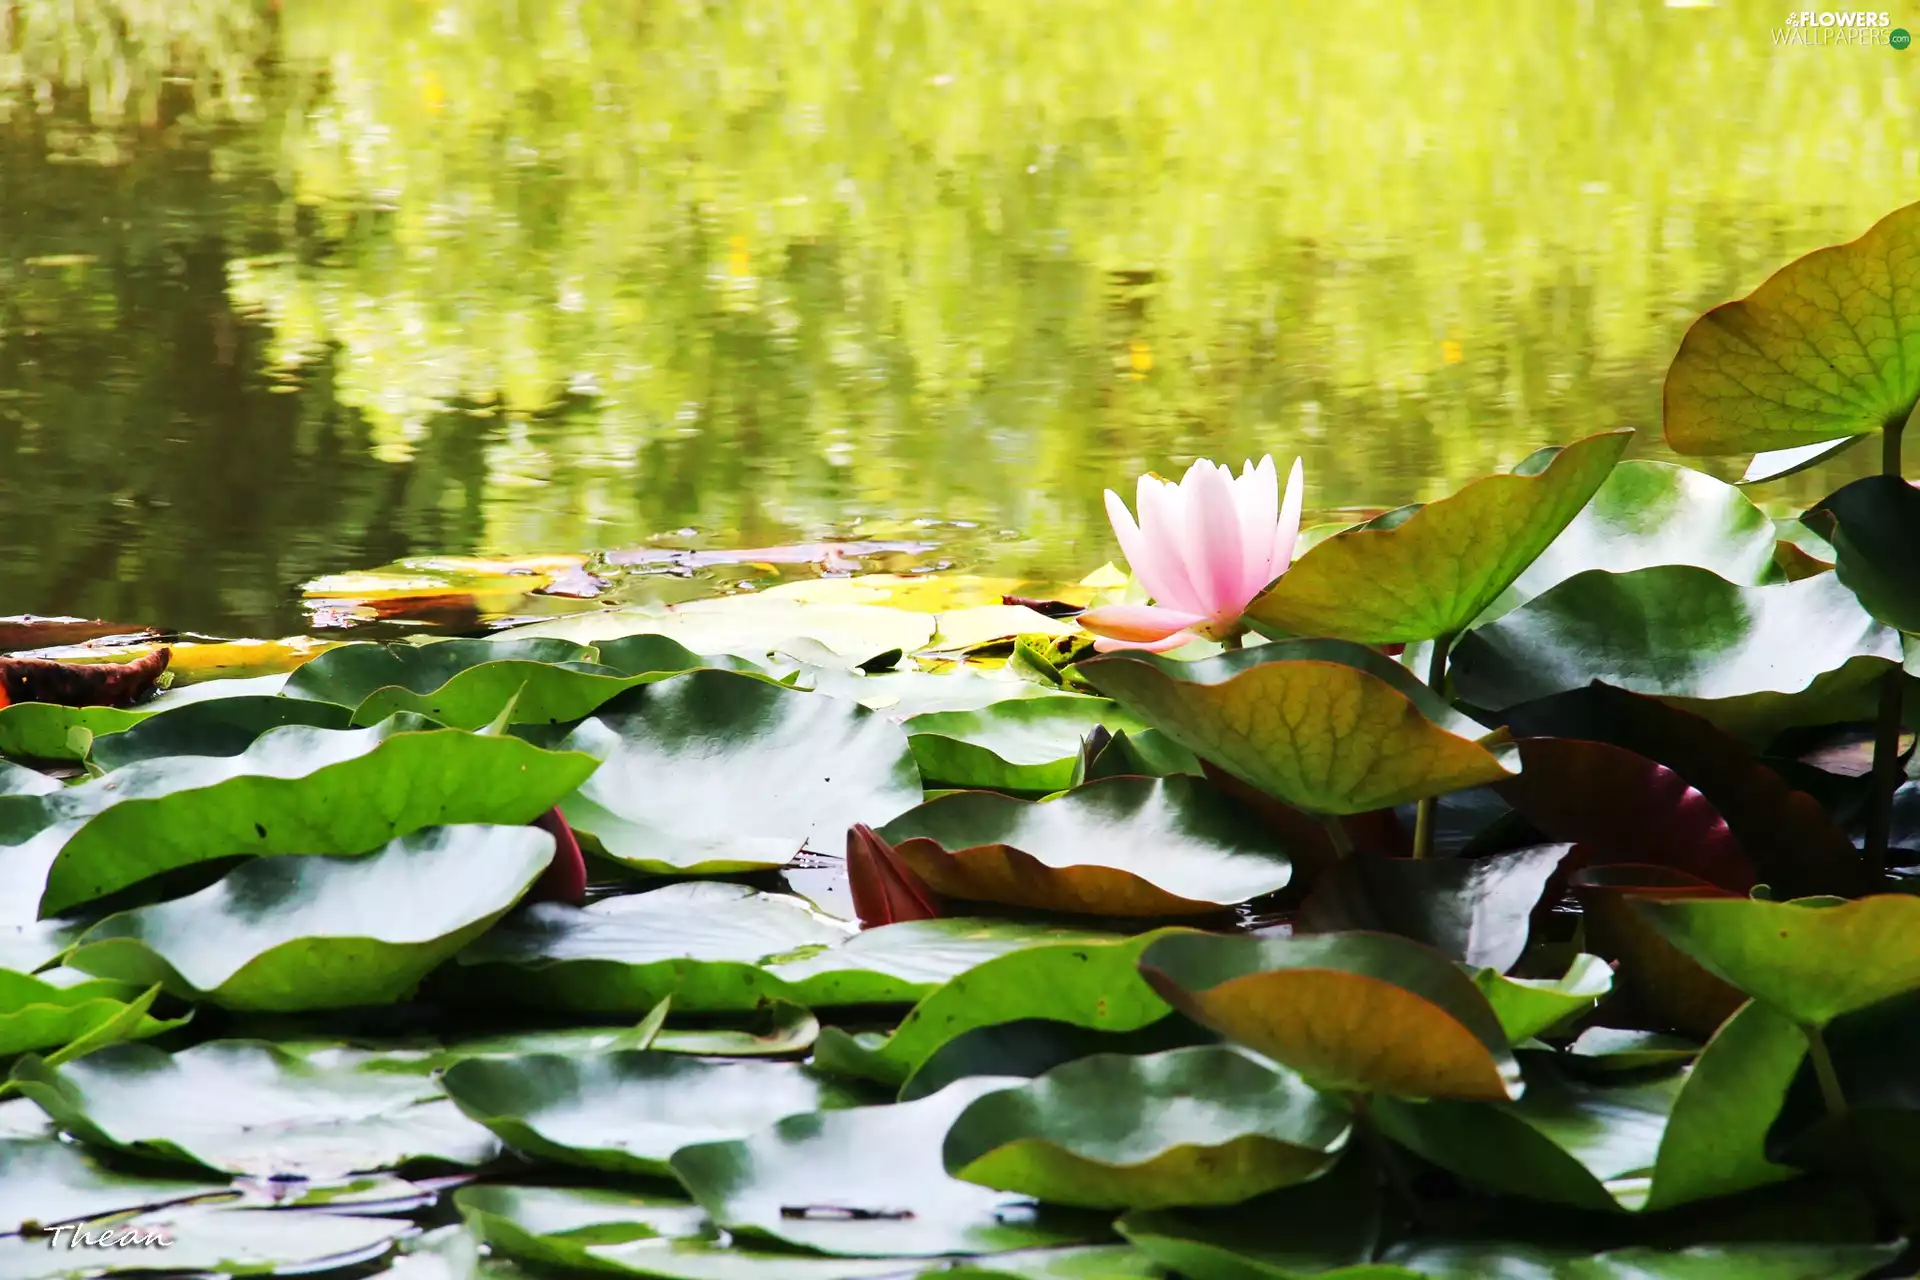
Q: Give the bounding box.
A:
[1804,1022,1848,1122]
[1219,632,1244,651]
[1866,410,1909,877]
[1349,1093,1421,1247]
[1411,633,1455,860]
[1322,817,1354,860]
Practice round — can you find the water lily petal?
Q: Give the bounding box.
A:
[1275,457,1306,569]
[1181,459,1248,620]
[1236,455,1281,599]
[1078,603,1208,643]
[1135,473,1205,613]
[1092,630,1199,653]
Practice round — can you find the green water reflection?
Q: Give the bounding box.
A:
[1,0,1915,636]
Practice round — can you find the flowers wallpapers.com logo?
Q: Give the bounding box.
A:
[1773,9,1910,44]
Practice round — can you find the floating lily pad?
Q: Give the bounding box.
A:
[13,716,595,919]
[1565,1029,1701,1072]
[1375,999,1808,1212]
[454,1183,710,1274]
[943,1046,1350,1209]
[454,1182,910,1279]
[8,1040,498,1177]
[1573,866,1746,1040]
[442,1002,820,1062]
[1565,1243,1901,1280]
[87,696,354,771]
[0,703,147,764]
[0,762,59,797]
[1296,846,1569,972]
[1495,462,1783,620]
[1635,893,1920,1027]
[66,825,553,1012]
[1081,642,1518,816]
[1246,429,1631,644]
[877,777,1291,917]
[672,1078,1094,1258]
[457,881,1118,1015]
[440,1051,860,1176]
[815,931,1182,1088]
[0,1204,413,1280]
[0,968,186,1056]
[905,698,1152,793]
[555,671,921,874]
[1115,1152,1385,1278]
[511,598,937,663]
[1453,568,1905,741]
[0,1137,228,1234]
[1138,931,1521,1102]
[283,637,593,705]
[1664,200,1920,455]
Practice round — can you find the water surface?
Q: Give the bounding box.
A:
[1,1,1914,636]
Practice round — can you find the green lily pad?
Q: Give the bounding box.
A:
[877,776,1291,917]
[555,670,921,874]
[1246,429,1631,644]
[458,881,1118,1015]
[1138,931,1521,1102]
[87,696,354,771]
[1473,954,1615,1043]
[65,825,554,1012]
[1080,642,1518,816]
[0,703,148,764]
[442,1002,820,1062]
[814,930,1182,1088]
[1805,476,1920,634]
[455,1182,915,1279]
[0,762,59,797]
[1564,1244,1901,1280]
[283,637,596,706]
[671,1077,1094,1258]
[1564,1029,1700,1072]
[1452,568,1905,741]
[511,598,937,662]
[439,1051,860,1176]
[7,1040,499,1177]
[455,1183,710,1274]
[1375,999,1806,1212]
[0,1204,413,1279]
[1664,200,1920,455]
[942,1046,1350,1209]
[10,716,596,919]
[905,698,1152,793]
[1493,461,1784,620]
[0,1137,229,1234]
[1635,893,1920,1027]
[1297,846,1570,972]
[900,1017,1215,1103]
[1115,1151,1385,1278]
[0,968,186,1056]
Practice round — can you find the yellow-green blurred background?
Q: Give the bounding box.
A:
[1,0,1915,634]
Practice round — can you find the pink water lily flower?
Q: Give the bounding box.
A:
[1080,455,1305,653]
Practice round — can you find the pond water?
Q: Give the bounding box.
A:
[0,0,1914,638]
